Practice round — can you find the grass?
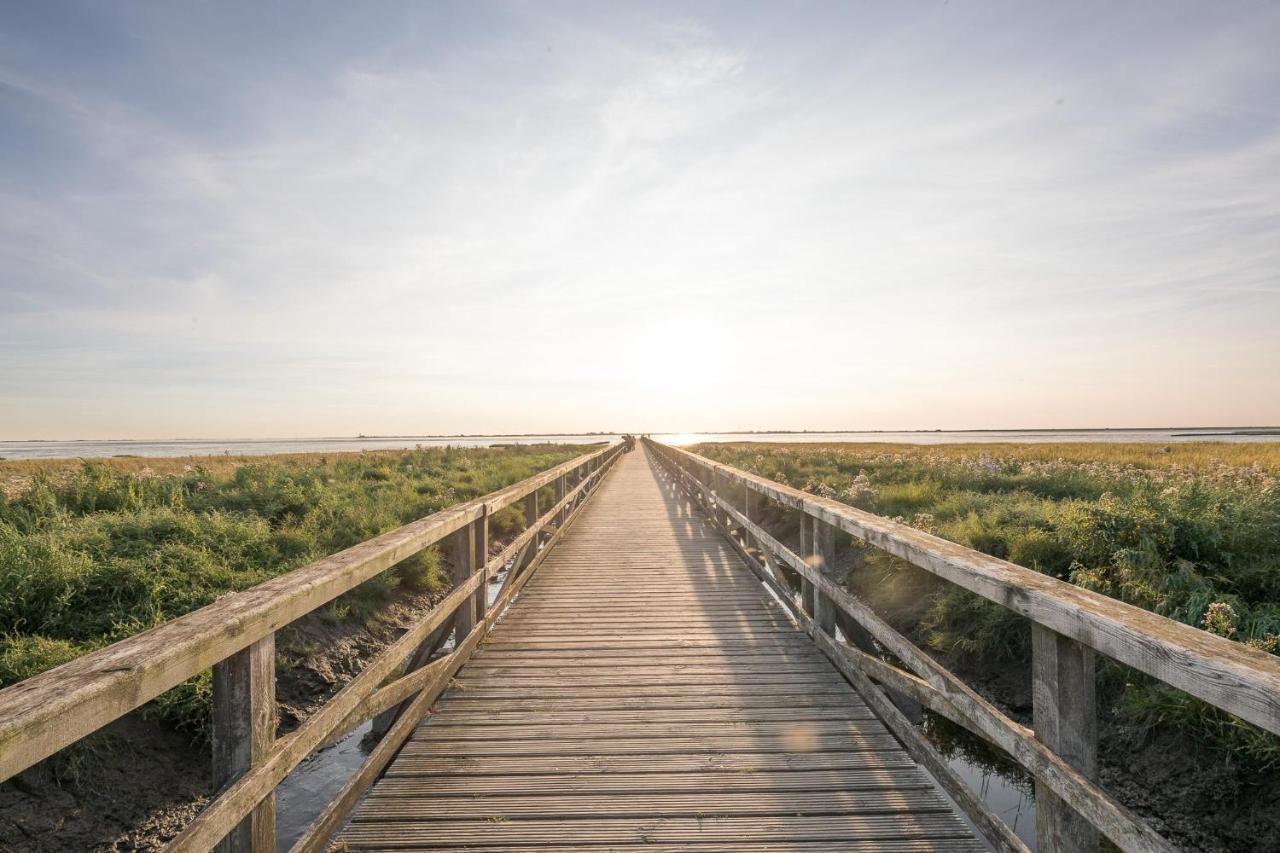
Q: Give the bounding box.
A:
[692,441,1280,764]
[0,444,591,742]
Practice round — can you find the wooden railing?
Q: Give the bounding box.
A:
[645,438,1280,853]
[0,441,626,852]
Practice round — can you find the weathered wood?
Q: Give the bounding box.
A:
[290,626,485,853]
[164,570,488,852]
[1034,624,1099,853]
[799,511,815,617]
[0,443,621,782]
[812,517,837,637]
[451,523,476,640]
[649,441,1280,738]
[212,635,275,853]
[813,630,1029,853]
[338,449,981,851]
[295,440,620,850]
[472,510,489,626]
[520,490,538,567]
[652,441,1175,853]
[368,614,454,739]
[340,814,982,848]
[555,474,567,526]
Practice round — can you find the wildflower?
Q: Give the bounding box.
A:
[1201,601,1239,638]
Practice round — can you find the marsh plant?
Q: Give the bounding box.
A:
[0,444,587,741]
[695,442,1280,765]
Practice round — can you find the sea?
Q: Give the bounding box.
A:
[1,428,1277,460]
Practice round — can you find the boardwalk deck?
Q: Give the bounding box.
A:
[338,448,983,850]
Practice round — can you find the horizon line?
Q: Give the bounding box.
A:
[4,425,1280,444]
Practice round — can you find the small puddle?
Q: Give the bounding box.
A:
[273,569,511,849]
[274,721,373,851]
[921,711,1037,849]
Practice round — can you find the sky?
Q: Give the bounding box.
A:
[2,1,1279,439]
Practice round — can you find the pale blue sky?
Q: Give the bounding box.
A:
[2,1,1278,438]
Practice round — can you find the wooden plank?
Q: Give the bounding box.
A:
[429,706,875,725]
[413,718,890,742]
[399,733,905,756]
[211,635,275,853]
[354,788,953,820]
[385,751,919,776]
[372,768,927,796]
[439,690,860,708]
[339,814,982,847]
[338,843,980,853]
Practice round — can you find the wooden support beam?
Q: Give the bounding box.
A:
[555,474,567,526]
[519,490,539,570]
[212,635,276,853]
[451,524,476,640]
[1034,624,1099,853]
[369,613,455,738]
[472,510,489,626]
[812,518,836,637]
[798,513,815,617]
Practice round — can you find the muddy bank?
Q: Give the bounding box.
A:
[0,586,449,852]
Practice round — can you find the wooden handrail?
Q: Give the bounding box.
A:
[0,441,626,852]
[645,440,1280,736]
[645,438,1280,853]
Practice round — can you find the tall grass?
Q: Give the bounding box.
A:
[694,441,1280,764]
[0,444,588,740]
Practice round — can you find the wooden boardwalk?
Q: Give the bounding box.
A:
[339,449,982,850]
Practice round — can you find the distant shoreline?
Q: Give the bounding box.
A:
[4,428,1280,462]
[6,426,1279,444]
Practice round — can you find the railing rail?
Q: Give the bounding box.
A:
[0,441,626,852]
[644,437,1280,853]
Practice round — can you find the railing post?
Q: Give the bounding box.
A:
[799,514,815,617]
[451,522,476,639]
[709,470,721,523]
[517,489,539,572]
[555,474,567,525]
[212,635,276,853]
[1033,623,1098,853]
[812,517,836,637]
[472,508,489,626]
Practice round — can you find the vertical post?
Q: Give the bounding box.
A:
[451,522,476,640]
[812,518,836,637]
[517,489,539,572]
[799,513,815,617]
[212,635,275,853]
[555,474,567,526]
[709,470,720,523]
[1032,624,1098,853]
[472,508,489,625]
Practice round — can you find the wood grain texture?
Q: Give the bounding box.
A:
[650,439,1178,853]
[211,635,275,853]
[649,440,1280,738]
[338,448,979,851]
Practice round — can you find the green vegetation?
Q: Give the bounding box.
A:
[0,444,588,740]
[693,441,1280,764]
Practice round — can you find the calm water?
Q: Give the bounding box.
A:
[3,427,1276,460]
